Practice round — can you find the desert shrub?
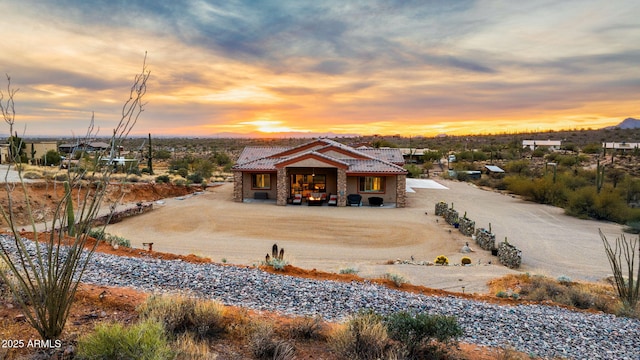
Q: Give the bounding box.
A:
[287,315,326,340]
[330,311,389,360]
[107,234,131,248]
[384,311,463,359]
[54,173,69,181]
[174,178,187,186]
[339,267,359,275]
[384,273,407,287]
[404,164,423,178]
[249,322,295,360]
[434,255,449,265]
[187,172,204,184]
[173,332,217,360]
[22,171,42,180]
[156,174,171,183]
[176,167,189,178]
[77,319,172,360]
[138,295,226,338]
[461,257,472,265]
[557,275,572,284]
[126,174,140,183]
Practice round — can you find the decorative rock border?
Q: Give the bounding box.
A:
[435,203,522,269]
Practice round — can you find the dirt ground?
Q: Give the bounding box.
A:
[104,179,625,294]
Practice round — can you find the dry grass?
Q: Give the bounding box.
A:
[487,273,640,317]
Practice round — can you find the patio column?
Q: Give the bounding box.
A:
[276,168,288,206]
[233,172,243,202]
[337,168,347,207]
[395,174,406,208]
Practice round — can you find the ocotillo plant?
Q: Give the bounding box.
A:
[0,55,149,340]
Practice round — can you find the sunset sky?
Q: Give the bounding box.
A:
[1,0,639,138]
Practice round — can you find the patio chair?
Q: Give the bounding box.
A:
[368,196,383,207]
[328,194,337,206]
[346,194,362,206]
[292,193,302,205]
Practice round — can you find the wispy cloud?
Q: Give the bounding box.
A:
[0,0,638,137]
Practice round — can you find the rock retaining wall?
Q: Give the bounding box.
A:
[459,217,475,236]
[435,201,448,216]
[474,228,496,251]
[497,241,522,269]
[92,203,154,227]
[445,208,459,226]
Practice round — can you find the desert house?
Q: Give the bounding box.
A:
[522,139,563,151]
[232,138,408,207]
[0,141,57,164]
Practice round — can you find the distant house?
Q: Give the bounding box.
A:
[58,141,110,154]
[602,142,640,150]
[398,148,430,163]
[0,141,57,164]
[232,138,408,207]
[484,165,505,178]
[522,140,562,151]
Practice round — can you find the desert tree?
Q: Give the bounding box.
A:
[0,55,150,340]
[0,74,17,138]
[600,229,640,313]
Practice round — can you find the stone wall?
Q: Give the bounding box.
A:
[444,208,459,225]
[395,174,406,208]
[276,168,288,206]
[233,172,243,202]
[435,201,448,216]
[498,241,522,269]
[474,228,496,251]
[459,216,475,236]
[337,169,347,207]
[92,203,154,227]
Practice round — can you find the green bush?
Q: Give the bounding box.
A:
[187,172,204,184]
[384,273,407,287]
[155,174,170,183]
[138,295,226,338]
[249,322,295,360]
[384,312,463,358]
[339,267,359,275]
[77,319,172,360]
[330,311,388,360]
[287,315,326,340]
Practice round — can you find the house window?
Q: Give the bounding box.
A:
[252,174,271,189]
[359,176,385,193]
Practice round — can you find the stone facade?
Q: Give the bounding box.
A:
[233,172,243,202]
[276,168,288,206]
[337,168,347,207]
[395,174,406,208]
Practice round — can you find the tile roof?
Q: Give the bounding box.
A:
[275,150,350,167]
[233,139,407,174]
[344,159,407,174]
[233,157,280,171]
[236,146,289,164]
[357,148,405,164]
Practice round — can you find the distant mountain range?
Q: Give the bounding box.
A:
[605,118,640,129]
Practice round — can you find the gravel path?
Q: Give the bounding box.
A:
[3,236,639,360]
